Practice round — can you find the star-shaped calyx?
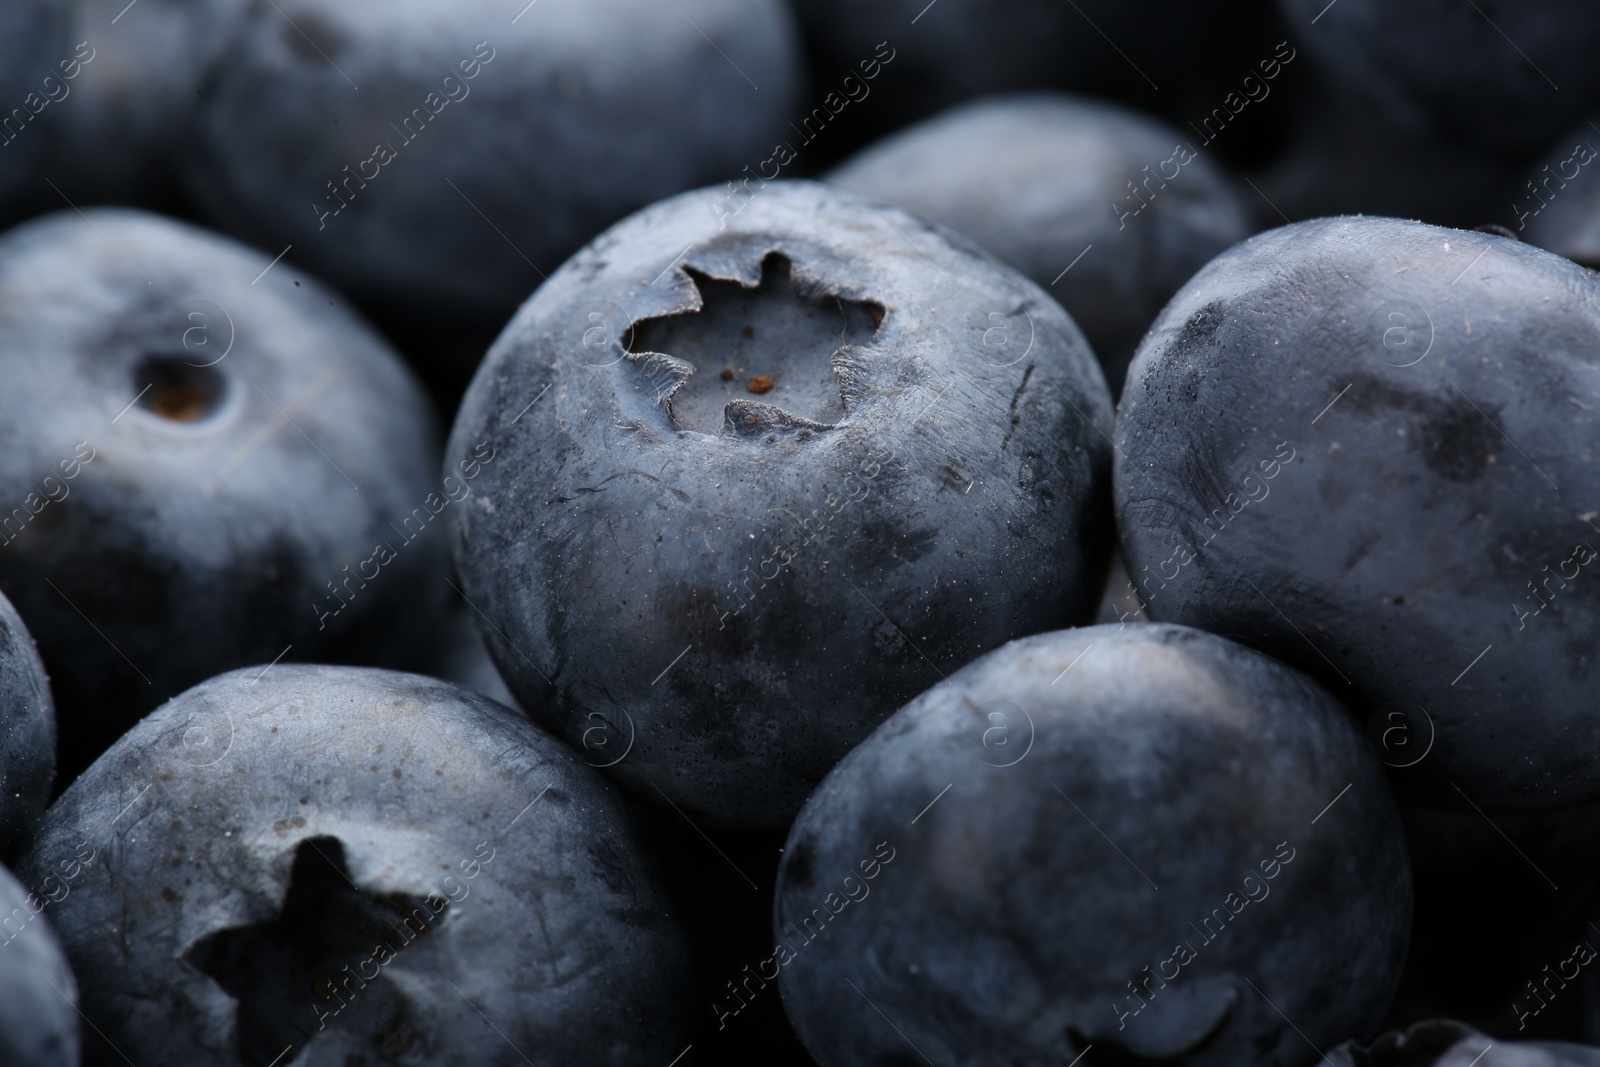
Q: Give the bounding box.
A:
[624,251,883,436]
[183,835,446,1065]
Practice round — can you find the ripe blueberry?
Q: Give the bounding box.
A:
[0,859,78,1066]
[0,0,68,220]
[1515,116,1600,268]
[1116,216,1600,812]
[1275,0,1600,158]
[0,589,53,858]
[185,0,805,324]
[1330,1020,1600,1067]
[0,209,446,772]
[41,0,248,205]
[21,664,694,1065]
[827,93,1253,395]
[446,179,1114,825]
[774,623,1410,1066]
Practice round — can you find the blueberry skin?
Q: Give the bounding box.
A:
[0,589,53,859]
[787,0,1289,155]
[1254,69,1517,230]
[788,0,1077,123]
[1116,217,1600,813]
[1516,119,1600,268]
[46,0,249,204]
[0,860,79,1066]
[1331,1021,1600,1067]
[774,623,1410,1067]
[0,209,445,770]
[185,0,803,322]
[446,179,1113,826]
[826,94,1253,396]
[20,664,693,1066]
[0,0,68,218]
[1275,0,1600,158]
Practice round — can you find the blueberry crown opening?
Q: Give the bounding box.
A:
[625,252,883,433]
[182,835,441,1064]
[134,355,228,423]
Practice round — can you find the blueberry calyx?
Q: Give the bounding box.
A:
[181,835,438,1063]
[134,355,230,423]
[624,250,881,435]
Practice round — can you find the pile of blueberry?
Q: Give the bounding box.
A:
[2,1,1600,1064]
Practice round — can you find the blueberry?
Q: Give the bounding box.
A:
[826,94,1253,395]
[1274,0,1600,158]
[1114,216,1600,812]
[0,859,79,1066]
[0,589,53,859]
[45,0,248,204]
[1331,1020,1600,1067]
[773,623,1409,1066]
[0,208,445,773]
[1254,70,1517,228]
[1514,117,1600,267]
[20,664,693,1065]
[184,0,804,324]
[446,179,1113,826]
[0,0,68,219]
[788,0,1290,155]
[786,0,1075,131]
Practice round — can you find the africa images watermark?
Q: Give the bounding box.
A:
[1513,539,1597,630]
[0,41,96,148]
[1115,41,1297,230]
[314,41,497,230]
[713,445,898,629]
[1113,841,1298,1031]
[1512,136,1599,232]
[704,40,897,231]
[1512,939,1597,1031]
[711,840,897,1030]
[0,441,98,547]
[0,841,98,952]
[1125,440,1296,608]
[313,840,497,1029]
[311,442,496,630]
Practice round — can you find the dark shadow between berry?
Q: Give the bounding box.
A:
[181,835,443,1065]
[625,252,882,433]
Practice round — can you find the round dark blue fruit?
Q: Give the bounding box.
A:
[1331,1020,1600,1067]
[0,0,68,221]
[1115,216,1600,812]
[827,93,1253,395]
[1514,117,1600,267]
[787,0,1292,164]
[46,0,249,204]
[185,0,803,323]
[0,859,79,1066]
[774,623,1410,1067]
[0,208,445,773]
[0,589,53,858]
[20,664,693,1066]
[446,179,1113,826]
[786,0,1079,127]
[1253,68,1516,229]
[1275,0,1600,158]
